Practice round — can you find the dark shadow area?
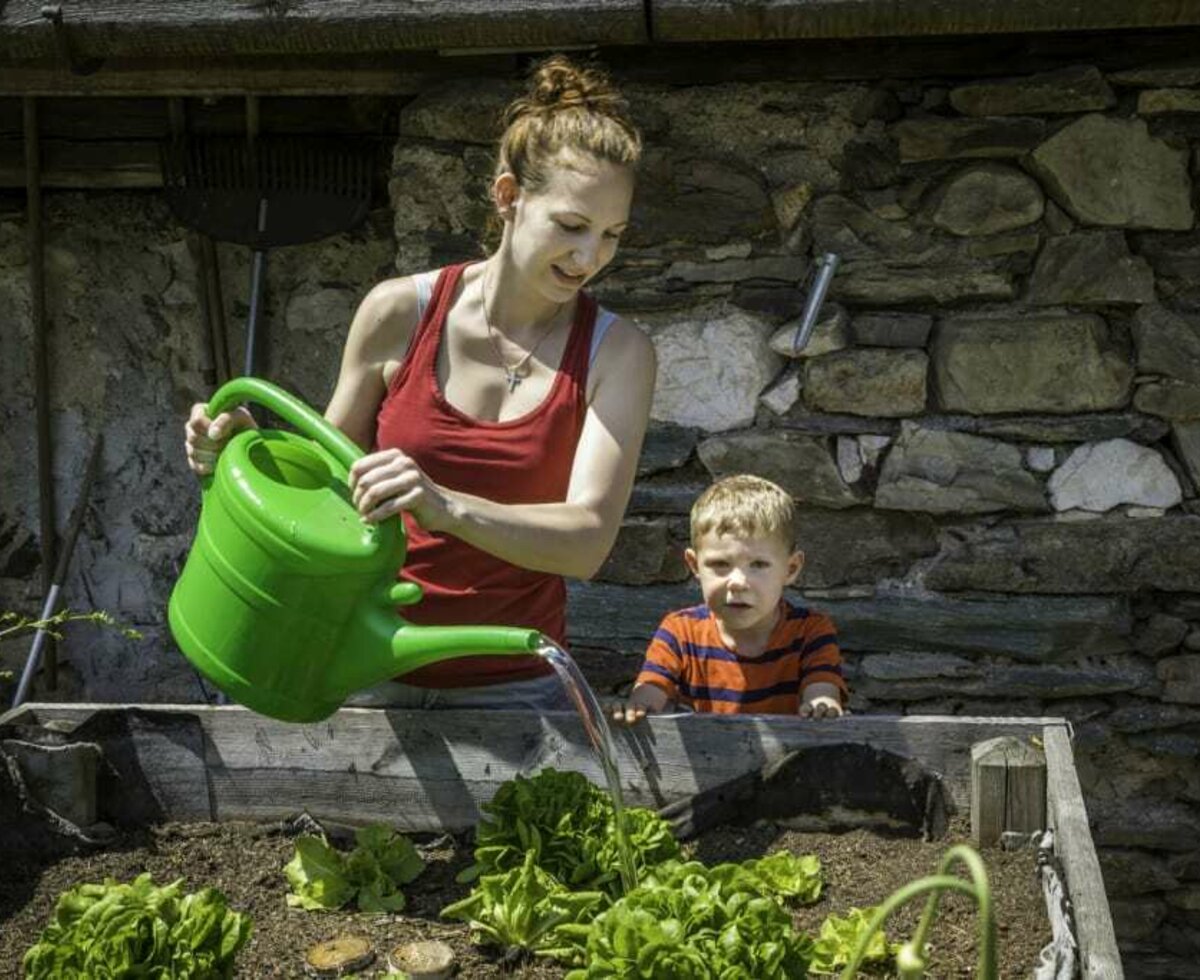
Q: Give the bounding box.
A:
[663,743,951,858]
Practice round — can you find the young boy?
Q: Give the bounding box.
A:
[612,474,847,723]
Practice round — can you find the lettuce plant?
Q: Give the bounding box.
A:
[285,823,424,913]
[441,851,605,962]
[460,769,679,897]
[809,906,892,975]
[22,872,251,979]
[563,858,815,979]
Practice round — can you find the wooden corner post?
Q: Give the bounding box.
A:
[970,735,1047,847]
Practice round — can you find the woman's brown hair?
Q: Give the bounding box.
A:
[497,54,642,190]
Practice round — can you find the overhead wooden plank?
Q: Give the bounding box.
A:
[651,0,1200,41]
[0,2,646,61]
[0,96,396,139]
[1044,725,1124,980]
[0,53,515,98]
[0,138,161,187]
[5,703,1066,831]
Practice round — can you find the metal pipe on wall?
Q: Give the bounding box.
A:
[24,95,58,691]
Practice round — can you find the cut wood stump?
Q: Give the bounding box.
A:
[971,735,1046,848]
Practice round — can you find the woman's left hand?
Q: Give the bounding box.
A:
[349,448,450,528]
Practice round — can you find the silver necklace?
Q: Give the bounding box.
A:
[481,266,565,393]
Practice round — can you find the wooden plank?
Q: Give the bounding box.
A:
[970,735,1047,847]
[0,137,161,187]
[0,54,514,98]
[0,95,396,139]
[9,703,1066,831]
[1043,725,1124,980]
[0,2,646,60]
[652,0,1200,42]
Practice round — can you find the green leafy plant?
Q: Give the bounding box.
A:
[1,608,142,644]
[22,872,251,979]
[442,851,605,963]
[839,844,996,980]
[460,769,679,897]
[735,850,823,905]
[810,906,892,975]
[284,824,424,913]
[563,858,815,979]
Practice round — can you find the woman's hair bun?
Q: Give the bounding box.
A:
[508,54,626,122]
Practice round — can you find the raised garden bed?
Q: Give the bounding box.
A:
[0,704,1121,978]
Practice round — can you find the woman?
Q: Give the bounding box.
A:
[184,56,656,710]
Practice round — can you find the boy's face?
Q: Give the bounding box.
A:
[685,531,804,634]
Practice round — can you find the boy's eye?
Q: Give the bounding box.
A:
[557,221,586,233]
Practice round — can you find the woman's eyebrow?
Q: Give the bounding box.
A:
[554,209,629,231]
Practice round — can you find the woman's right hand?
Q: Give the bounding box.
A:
[184,402,256,476]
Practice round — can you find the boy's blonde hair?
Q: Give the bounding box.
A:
[690,475,796,551]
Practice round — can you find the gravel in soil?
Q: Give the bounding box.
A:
[1,818,1048,979]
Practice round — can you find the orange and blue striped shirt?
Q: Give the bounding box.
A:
[634,601,847,715]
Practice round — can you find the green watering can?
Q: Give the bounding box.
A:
[168,377,541,723]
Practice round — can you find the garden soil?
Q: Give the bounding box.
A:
[1,817,1049,978]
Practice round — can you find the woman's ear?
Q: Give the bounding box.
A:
[492,172,519,219]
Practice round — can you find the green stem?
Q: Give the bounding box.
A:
[839,876,976,980]
[915,845,996,980]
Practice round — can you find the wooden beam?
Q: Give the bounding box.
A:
[0,53,516,98]
[1,703,1067,829]
[1044,725,1124,980]
[0,138,161,187]
[652,0,1200,42]
[0,1,646,61]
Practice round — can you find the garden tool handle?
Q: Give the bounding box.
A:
[207,377,364,473]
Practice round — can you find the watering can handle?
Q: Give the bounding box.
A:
[207,377,364,473]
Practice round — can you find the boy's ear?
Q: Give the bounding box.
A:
[683,547,700,578]
[785,549,804,585]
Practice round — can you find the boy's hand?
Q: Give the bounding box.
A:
[800,683,846,719]
[609,683,670,726]
[610,701,650,725]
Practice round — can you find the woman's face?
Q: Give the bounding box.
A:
[499,154,635,302]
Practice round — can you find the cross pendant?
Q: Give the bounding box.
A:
[505,369,524,393]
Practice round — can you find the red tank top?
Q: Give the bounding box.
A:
[374,262,595,687]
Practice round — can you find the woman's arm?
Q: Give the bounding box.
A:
[324,276,421,450]
[352,316,657,580]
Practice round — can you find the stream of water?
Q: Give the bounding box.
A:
[536,638,639,895]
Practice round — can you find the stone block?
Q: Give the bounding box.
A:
[803,348,928,418]
[697,430,864,509]
[925,516,1200,594]
[1028,231,1155,306]
[1133,305,1200,386]
[1159,655,1200,704]
[850,312,932,348]
[1048,439,1182,513]
[949,66,1114,116]
[929,163,1043,237]
[649,307,782,433]
[931,313,1133,415]
[891,116,1046,163]
[1029,114,1194,231]
[875,423,1048,515]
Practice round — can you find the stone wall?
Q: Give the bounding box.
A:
[2,43,1200,977]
